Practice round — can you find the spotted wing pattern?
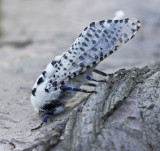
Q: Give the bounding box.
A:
[49,18,141,89]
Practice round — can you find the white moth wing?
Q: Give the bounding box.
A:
[51,18,141,88]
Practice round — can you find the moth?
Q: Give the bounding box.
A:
[31,11,141,130]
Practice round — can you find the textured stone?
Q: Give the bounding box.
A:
[29,66,160,151]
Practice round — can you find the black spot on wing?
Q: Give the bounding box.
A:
[107,20,112,23]
[114,46,119,51]
[51,60,57,66]
[100,52,103,61]
[90,28,95,32]
[61,81,65,85]
[104,30,108,34]
[87,33,92,37]
[131,29,136,32]
[92,61,96,65]
[42,71,47,77]
[137,20,140,24]
[82,42,88,47]
[105,38,108,42]
[111,31,114,34]
[124,18,129,23]
[68,75,71,80]
[69,59,73,63]
[45,88,49,93]
[137,25,140,30]
[91,47,97,51]
[60,63,63,67]
[99,20,105,26]
[112,37,117,41]
[84,27,88,31]
[80,47,85,52]
[68,50,72,54]
[97,29,101,33]
[63,54,68,59]
[104,54,108,58]
[119,38,122,43]
[95,33,99,38]
[32,88,36,96]
[102,33,105,37]
[86,65,90,69]
[90,22,95,28]
[78,33,82,37]
[79,56,85,60]
[109,51,113,55]
[107,35,111,38]
[73,72,77,77]
[84,52,87,56]
[53,81,57,87]
[100,56,103,61]
[80,63,85,67]
[85,37,89,42]
[91,40,96,44]
[37,77,44,85]
[124,34,128,38]
[94,55,98,59]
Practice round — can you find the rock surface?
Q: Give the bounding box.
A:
[24,66,160,151]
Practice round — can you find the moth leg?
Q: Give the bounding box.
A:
[31,113,51,131]
[114,68,126,75]
[60,86,96,93]
[83,82,97,87]
[93,68,126,77]
[93,69,114,77]
[31,103,64,131]
[38,108,49,115]
[82,73,106,82]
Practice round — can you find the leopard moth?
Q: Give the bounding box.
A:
[31,11,141,130]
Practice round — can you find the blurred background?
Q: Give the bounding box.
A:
[0,0,160,73]
[0,0,159,150]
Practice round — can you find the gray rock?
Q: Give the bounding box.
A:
[27,66,160,151]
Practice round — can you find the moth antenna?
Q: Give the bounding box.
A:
[31,123,44,131]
